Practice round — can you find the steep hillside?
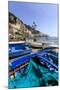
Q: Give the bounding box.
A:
[9,12,47,42]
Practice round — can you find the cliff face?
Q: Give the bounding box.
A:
[9,12,46,42]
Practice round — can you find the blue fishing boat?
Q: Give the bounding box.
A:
[9,43,58,88]
[9,41,32,59]
[9,47,58,76]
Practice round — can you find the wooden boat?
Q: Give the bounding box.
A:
[26,41,58,49]
[9,41,32,59]
[9,48,58,76]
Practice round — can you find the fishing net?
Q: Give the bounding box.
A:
[8,60,58,89]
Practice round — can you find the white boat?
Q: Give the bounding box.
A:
[26,40,58,49]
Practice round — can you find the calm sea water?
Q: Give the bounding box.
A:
[36,36,58,45]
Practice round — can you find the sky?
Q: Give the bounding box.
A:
[8,1,58,37]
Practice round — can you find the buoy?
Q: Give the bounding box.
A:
[49,67,54,71]
[10,75,14,80]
